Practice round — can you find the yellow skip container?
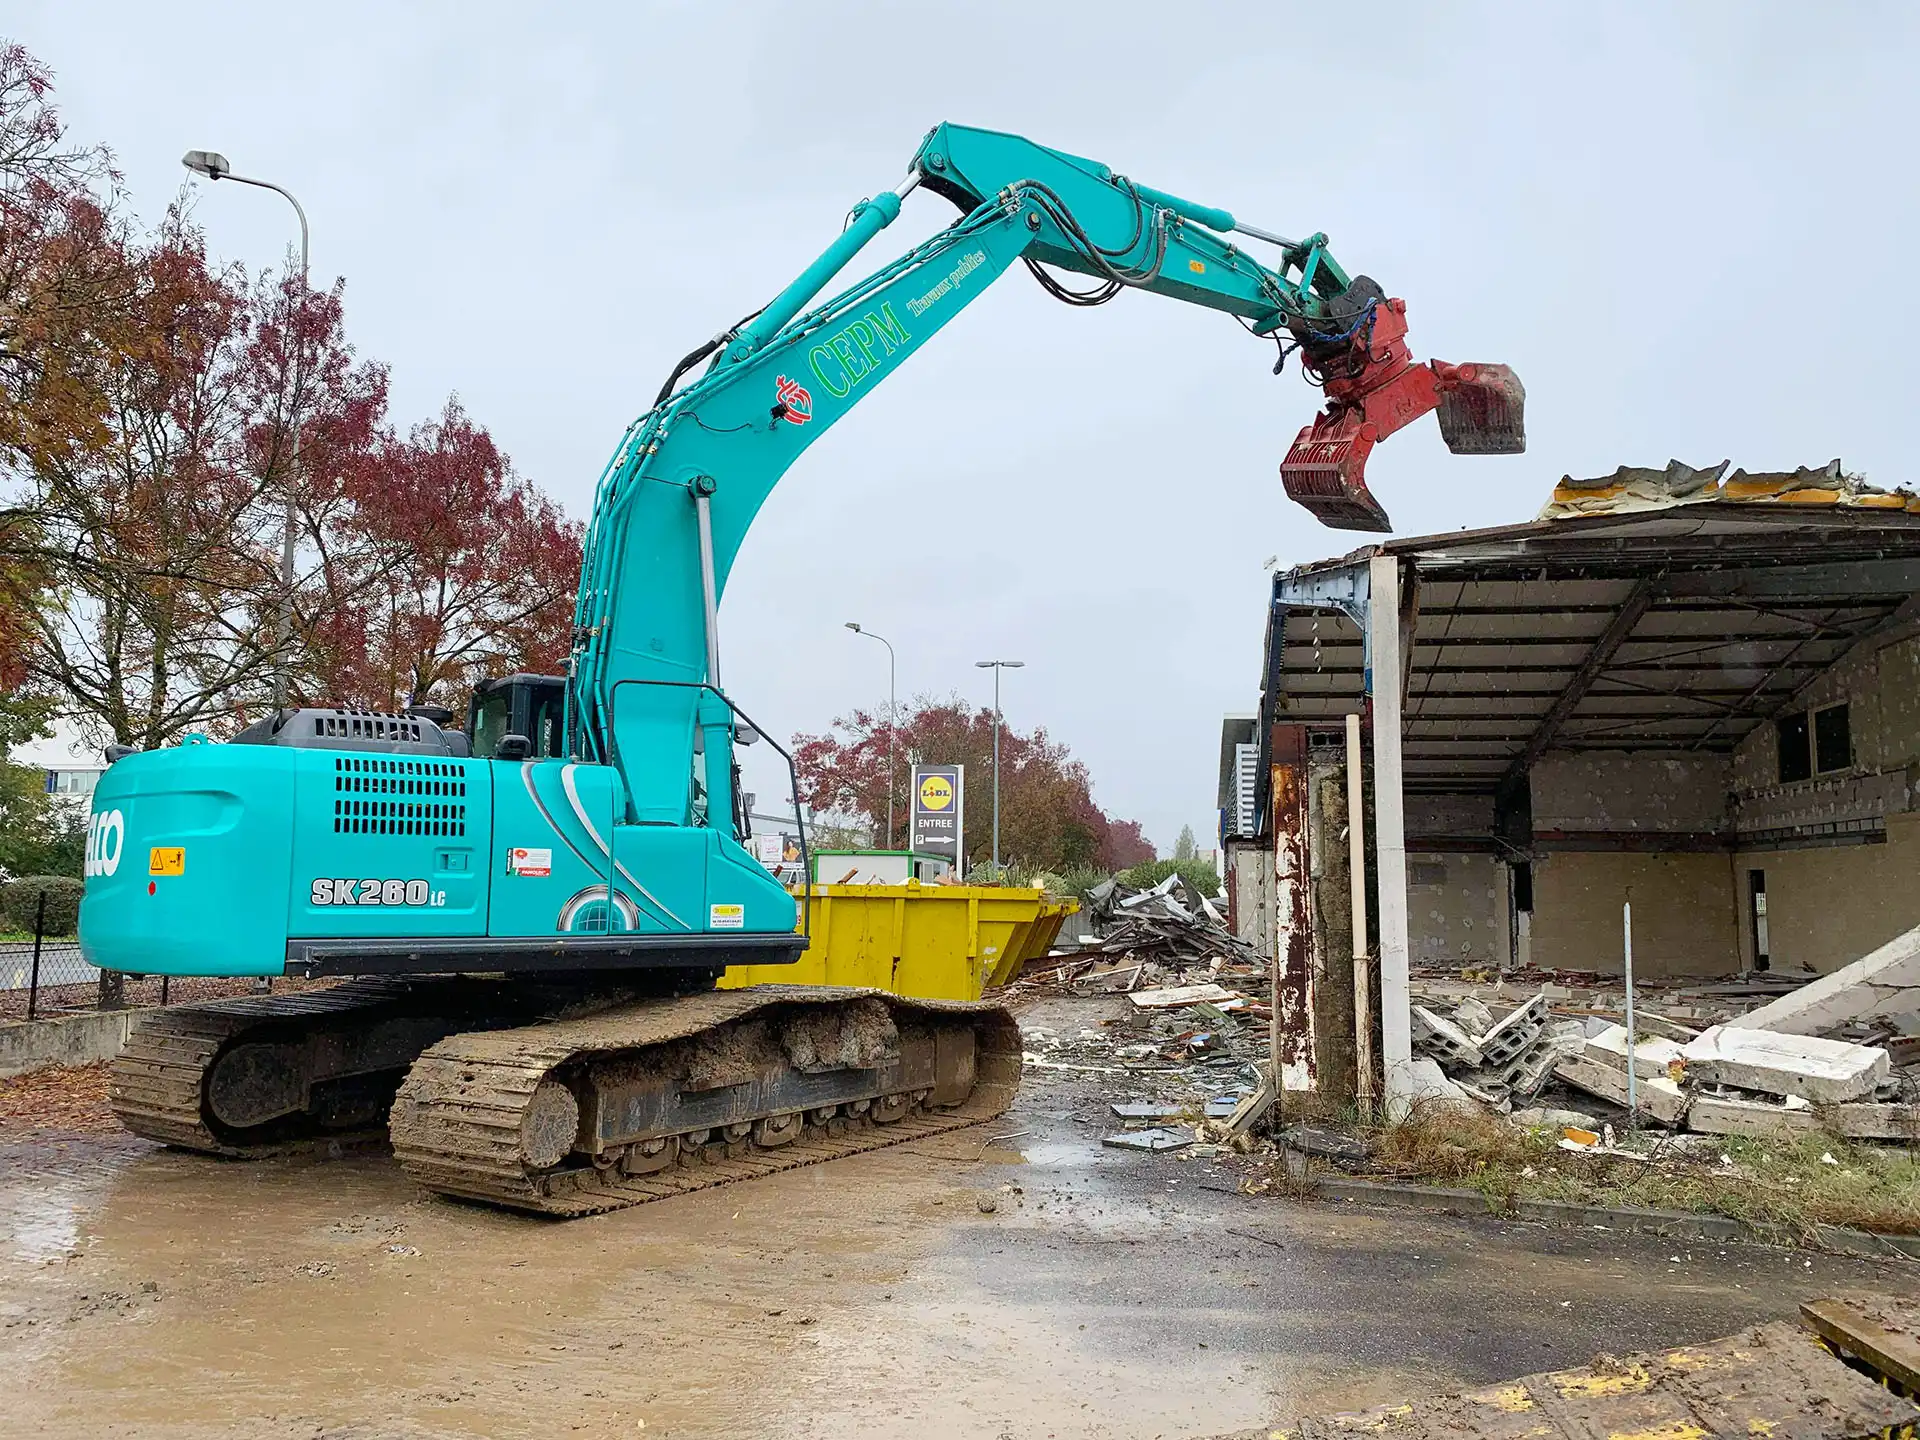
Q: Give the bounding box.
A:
[720,883,1076,1002]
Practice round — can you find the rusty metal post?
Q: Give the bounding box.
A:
[1270,724,1315,1092]
[26,891,45,1022]
[1347,712,1374,1122]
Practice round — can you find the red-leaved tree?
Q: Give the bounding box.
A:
[794,696,1156,874]
[307,398,582,712]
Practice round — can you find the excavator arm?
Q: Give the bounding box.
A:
[569,123,1523,830]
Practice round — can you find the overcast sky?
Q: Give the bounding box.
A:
[11,3,1919,851]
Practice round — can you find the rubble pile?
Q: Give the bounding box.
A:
[1409,994,1587,1110]
[1410,986,1920,1141]
[1026,874,1266,996]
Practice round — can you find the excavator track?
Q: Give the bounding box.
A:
[109,976,642,1157]
[391,985,1021,1217]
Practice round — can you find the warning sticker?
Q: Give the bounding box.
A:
[709,903,745,930]
[148,846,185,877]
[508,847,552,878]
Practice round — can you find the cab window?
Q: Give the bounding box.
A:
[470,691,511,761]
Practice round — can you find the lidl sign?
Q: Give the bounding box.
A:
[910,764,964,869]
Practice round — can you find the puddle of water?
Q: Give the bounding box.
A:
[7,1206,77,1264]
[1013,1139,1105,1168]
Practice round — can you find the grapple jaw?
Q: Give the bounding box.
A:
[1278,293,1524,533]
[1433,362,1526,456]
[1279,407,1393,533]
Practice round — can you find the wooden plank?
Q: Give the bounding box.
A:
[1801,1295,1920,1395]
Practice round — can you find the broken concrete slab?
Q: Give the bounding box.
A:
[1679,1025,1889,1105]
[1100,1127,1192,1152]
[1407,1056,1479,1114]
[1127,983,1240,1010]
[1109,1102,1183,1121]
[1451,996,1496,1038]
[1688,1093,1920,1141]
[1552,1054,1691,1126]
[1584,1023,1686,1079]
[1685,1092,1819,1138]
[1729,922,1920,1036]
[1278,1125,1369,1163]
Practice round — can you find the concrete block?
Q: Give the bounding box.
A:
[1479,994,1549,1068]
[1728,922,1920,1036]
[1680,1025,1889,1105]
[1584,1023,1685,1079]
[1411,1007,1482,1068]
[1552,1054,1691,1126]
[0,1008,137,1078]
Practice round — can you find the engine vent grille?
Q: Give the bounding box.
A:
[315,709,427,744]
[333,757,469,836]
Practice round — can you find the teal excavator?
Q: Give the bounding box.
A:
[86,125,1522,1215]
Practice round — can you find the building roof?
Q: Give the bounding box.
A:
[1266,500,1920,798]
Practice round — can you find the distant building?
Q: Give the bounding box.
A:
[44,767,102,801]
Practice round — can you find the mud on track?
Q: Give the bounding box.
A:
[0,995,1912,1439]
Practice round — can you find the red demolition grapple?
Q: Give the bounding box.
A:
[1279,296,1524,533]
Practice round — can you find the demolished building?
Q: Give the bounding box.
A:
[1222,463,1920,1112]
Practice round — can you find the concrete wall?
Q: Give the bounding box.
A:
[1732,630,1920,835]
[1528,850,1740,978]
[1407,852,1508,970]
[1406,794,1495,845]
[1736,813,1920,973]
[1532,752,1731,835]
[0,1008,135,1078]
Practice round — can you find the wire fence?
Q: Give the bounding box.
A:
[0,893,329,1022]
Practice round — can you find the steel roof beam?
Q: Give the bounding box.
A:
[1498,579,1655,788]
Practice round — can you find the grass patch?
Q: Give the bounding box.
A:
[1360,1103,1920,1241]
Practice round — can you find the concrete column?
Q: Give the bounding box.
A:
[1367,553,1414,1114]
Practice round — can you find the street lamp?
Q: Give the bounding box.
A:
[845,622,898,848]
[182,149,310,714]
[974,659,1024,880]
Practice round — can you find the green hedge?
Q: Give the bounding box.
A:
[0,875,85,936]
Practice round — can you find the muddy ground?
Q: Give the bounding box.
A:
[0,994,1911,1439]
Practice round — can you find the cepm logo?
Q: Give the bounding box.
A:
[774,374,812,425]
[85,808,125,878]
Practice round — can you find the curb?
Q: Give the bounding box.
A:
[1311,1176,1920,1259]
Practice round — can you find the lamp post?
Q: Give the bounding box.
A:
[844,622,897,849]
[973,659,1024,880]
[182,149,309,714]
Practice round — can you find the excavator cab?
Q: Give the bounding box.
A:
[467,674,567,761]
